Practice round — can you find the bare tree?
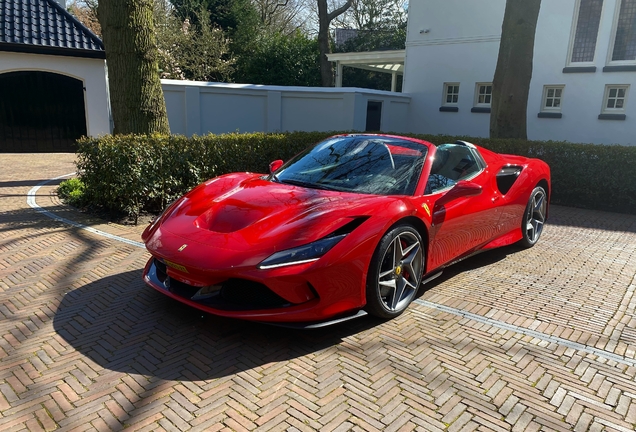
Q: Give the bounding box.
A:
[347,0,406,29]
[252,0,312,34]
[490,0,541,139]
[67,0,101,36]
[317,0,352,86]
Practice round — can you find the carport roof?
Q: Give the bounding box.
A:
[0,0,105,59]
[326,50,405,74]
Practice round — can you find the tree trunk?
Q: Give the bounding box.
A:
[317,1,332,86]
[490,0,541,139]
[98,0,170,135]
[317,0,352,87]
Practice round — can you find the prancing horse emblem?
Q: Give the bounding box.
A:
[178,244,188,252]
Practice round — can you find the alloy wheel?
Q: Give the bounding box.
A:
[377,232,423,312]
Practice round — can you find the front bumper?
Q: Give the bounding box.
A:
[143,258,365,325]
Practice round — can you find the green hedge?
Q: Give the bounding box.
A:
[72,132,636,222]
[439,136,636,215]
[75,132,332,222]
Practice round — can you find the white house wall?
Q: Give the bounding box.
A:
[403,41,502,137]
[0,51,111,137]
[405,0,505,42]
[528,0,635,145]
[403,0,505,137]
[404,0,636,146]
[161,80,411,136]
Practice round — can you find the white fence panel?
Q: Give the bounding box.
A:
[161,80,411,136]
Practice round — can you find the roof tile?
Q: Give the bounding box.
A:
[0,0,104,57]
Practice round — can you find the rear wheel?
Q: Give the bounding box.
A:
[519,186,547,248]
[365,225,424,319]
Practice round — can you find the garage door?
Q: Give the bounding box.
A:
[0,71,87,152]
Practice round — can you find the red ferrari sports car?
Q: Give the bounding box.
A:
[142,134,550,327]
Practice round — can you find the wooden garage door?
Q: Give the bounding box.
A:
[0,71,87,152]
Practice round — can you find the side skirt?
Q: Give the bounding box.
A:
[422,271,443,285]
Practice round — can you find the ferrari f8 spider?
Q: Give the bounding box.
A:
[142,134,550,327]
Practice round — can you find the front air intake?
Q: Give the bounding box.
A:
[221,279,290,309]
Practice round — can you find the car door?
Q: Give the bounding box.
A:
[420,143,501,270]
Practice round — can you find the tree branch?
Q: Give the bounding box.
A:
[327,0,353,22]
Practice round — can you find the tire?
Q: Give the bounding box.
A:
[365,225,425,319]
[519,186,547,248]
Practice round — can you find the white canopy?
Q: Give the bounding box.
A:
[326,50,405,92]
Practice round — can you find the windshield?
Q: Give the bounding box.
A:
[274,136,428,195]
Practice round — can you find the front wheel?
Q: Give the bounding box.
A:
[365,225,424,319]
[519,186,547,248]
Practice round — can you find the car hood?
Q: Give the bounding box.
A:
[147,173,399,267]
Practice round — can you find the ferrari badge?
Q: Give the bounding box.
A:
[422,203,431,217]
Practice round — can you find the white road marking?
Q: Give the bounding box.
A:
[27,173,146,249]
[414,299,636,368]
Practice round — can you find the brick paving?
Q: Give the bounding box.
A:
[1,153,636,431]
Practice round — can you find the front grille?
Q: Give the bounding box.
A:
[168,278,200,299]
[221,279,289,309]
[151,259,290,310]
[155,260,168,280]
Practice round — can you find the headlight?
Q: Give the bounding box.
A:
[259,234,347,269]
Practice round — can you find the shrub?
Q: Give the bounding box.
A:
[74,132,334,222]
[57,177,87,208]
[73,132,636,223]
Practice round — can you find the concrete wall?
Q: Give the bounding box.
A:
[161,80,411,136]
[0,51,111,137]
[403,0,636,145]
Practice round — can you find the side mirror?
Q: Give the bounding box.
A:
[269,159,283,173]
[436,180,482,207]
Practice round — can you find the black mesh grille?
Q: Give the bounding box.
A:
[221,279,289,308]
[151,258,290,311]
[168,278,200,299]
[155,259,167,277]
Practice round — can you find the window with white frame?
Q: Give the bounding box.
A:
[602,85,629,113]
[474,83,492,106]
[610,0,636,63]
[569,0,604,64]
[443,83,460,105]
[542,86,565,112]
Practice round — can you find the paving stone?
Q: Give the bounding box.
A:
[2,153,636,431]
